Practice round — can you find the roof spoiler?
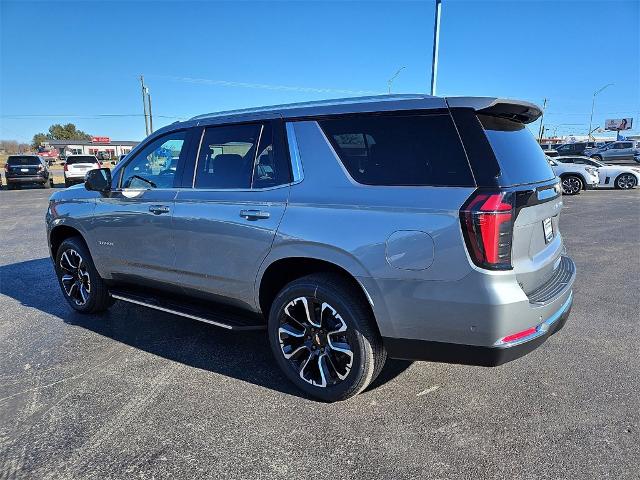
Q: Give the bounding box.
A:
[446,97,542,124]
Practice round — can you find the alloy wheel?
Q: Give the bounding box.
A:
[59,249,91,306]
[616,173,637,189]
[278,296,354,388]
[561,177,581,195]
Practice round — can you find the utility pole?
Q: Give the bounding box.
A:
[145,87,153,134]
[430,0,442,96]
[140,75,149,136]
[537,98,547,143]
[588,83,613,140]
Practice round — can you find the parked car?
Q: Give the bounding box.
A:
[585,141,639,162]
[4,155,53,189]
[63,155,101,188]
[554,142,595,156]
[540,144,559,157]
[547,157,599,195]
[46,95,576,402]
[555,155,639,189]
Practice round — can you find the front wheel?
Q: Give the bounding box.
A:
[561,175,583,195]
[55,237,113,313]
[615,173,637,189]
[268,273,386,402]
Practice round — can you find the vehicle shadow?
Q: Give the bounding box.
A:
[0,257,411,400]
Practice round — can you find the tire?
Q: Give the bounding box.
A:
[591,155,603,161]
[43,180,51,189]
[561,175,583,195]
[64,179,71,188]
[268,273,386,402]
[55,236,113,313]
[614,173,637,190]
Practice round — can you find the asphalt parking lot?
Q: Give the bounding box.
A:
[0,186,638,479]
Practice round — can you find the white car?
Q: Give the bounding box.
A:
[555,156,640,190]
[547,157,599,195]
[63,155,101,188]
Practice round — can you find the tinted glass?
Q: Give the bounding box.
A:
[7,156,40,165]
[251,123,290,188]
[319,114,474,186]
[195,124,260,189]
[479,114,555,186]
[120,131,186,189]
[67,156,98,165]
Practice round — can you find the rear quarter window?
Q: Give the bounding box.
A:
[479,114,555,186]
[319,113,474,187]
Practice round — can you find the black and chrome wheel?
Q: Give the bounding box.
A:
[615,173,637,190]
[561,175,583,195]
[268,273,386,402]
[55,237,113,313]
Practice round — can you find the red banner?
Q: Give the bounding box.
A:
[91,136,111,143]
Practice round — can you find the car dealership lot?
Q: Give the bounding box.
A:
[1,187,638,479]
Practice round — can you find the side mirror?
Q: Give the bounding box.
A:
[85,168,112,193]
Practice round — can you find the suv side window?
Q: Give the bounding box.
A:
[195,123,261,189]
[119,131,187,189]
[319,113,474,186]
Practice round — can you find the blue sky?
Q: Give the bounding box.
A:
[1,0,638,143]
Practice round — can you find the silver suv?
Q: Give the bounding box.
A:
[46,95,576,402]
[586,141,638,162]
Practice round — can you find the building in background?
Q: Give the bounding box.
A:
[43,137,139,159]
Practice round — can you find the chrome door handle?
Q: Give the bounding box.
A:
[149,205,170,215]
[239,209,270,220]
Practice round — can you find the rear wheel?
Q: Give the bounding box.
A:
[591,155,603,161]
[64,179,71,188]
[615,173,637,189]
[561,175,583,195]
[55,237,113,313]
[268,273,386,402]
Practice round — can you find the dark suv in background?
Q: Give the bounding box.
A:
[46,95,575,402]
[4,155,53,189]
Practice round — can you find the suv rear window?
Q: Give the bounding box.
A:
[66,156,98,165]
[319,113,474,187]
[7,156,40,165]
[479,115,555,186]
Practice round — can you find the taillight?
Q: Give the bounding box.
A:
[460,190,515,270]
[64,163,68,172]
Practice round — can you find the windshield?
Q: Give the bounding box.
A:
[480,115,555,186]
[66,156,98,165]
[7,156,40,165]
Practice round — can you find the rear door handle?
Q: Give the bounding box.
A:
[149,205,170,215]
[239,209,270,220]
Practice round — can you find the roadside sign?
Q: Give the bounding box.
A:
[605,118,633,131]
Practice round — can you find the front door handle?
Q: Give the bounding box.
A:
[239,209,270,220]
[149,205,170,215]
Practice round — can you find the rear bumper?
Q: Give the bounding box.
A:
[6,175,47,184]
[382,291,572,366]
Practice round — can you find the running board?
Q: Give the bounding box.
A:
[110,290,266,331]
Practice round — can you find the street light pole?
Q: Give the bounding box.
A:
[588,83,613,140]
[429,0,442,95]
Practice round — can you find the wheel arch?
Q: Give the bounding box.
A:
[559,172,587,190]
[49,224,87,259]
[256,254,381,336]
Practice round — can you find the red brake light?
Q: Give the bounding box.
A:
[460,191,515,270]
